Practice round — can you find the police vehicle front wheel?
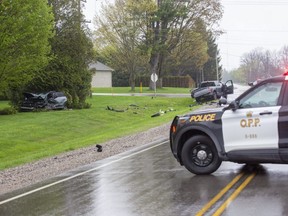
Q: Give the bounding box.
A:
[181,135,222,175]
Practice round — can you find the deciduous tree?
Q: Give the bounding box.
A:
[94,0,151,91]
[230,47,285,84]
[94,0,223,89]
[145,0,223,88]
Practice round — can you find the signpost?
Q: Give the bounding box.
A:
[151,73,158,97]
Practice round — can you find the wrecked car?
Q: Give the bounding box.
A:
[21,91,67,111]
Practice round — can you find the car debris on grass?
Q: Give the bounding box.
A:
[105,104,176,117]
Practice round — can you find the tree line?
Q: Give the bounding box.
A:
[0,0,224,110]
[224,46,288,84]
[93,0,224,90]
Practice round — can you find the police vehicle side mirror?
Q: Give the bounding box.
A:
[229,100,239,111]
[223,100,239,111]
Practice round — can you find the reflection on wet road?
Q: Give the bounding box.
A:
[2,142,288,215]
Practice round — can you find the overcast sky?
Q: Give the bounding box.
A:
[83,0,288,71]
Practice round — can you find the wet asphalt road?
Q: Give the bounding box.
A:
[2,84,287,216]
[1,140,288,216]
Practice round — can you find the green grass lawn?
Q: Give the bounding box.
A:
[0,96,198,170]
[92,87,191,94]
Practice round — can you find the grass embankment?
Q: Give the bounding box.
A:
[0,95,197,170]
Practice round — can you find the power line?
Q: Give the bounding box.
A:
[219,37,287,43]
[218,41,287,46]
[222,1,288,5]
[222,29,288,33]
[220,51,242,58]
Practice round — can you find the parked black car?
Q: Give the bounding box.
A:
[21,91,67,111]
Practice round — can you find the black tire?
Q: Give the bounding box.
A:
[181,135,222,175]
[195,97,201,103]
[212,91,217,100]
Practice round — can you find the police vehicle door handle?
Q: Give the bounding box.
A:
[259,111,272,115]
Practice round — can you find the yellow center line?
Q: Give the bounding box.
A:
[195,172,244,216]
[212,172,256,216]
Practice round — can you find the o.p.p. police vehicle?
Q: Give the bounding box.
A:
[170,73,288,174]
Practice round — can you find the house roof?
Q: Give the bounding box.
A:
[89,61,114,72]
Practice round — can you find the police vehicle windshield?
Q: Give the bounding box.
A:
[238,82,282,109]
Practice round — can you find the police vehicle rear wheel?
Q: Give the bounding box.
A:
[181,135,222,175]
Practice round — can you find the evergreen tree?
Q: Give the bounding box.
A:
[0,0,54,105]
[203,32,222,81]
[28,0,95,108]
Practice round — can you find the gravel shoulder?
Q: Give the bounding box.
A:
[0,123,171,195]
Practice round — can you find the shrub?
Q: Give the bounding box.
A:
[0,107,17,115]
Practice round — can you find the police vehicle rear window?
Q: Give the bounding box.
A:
[201,82,216,87]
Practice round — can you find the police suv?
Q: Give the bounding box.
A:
[170,73,288,175]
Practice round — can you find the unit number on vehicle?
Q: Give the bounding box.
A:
[245,134,258,139]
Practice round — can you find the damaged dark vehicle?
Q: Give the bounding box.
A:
[21,91,67,111]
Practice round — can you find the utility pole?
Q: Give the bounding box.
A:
[216,55,219,81]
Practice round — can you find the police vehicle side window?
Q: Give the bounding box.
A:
[238,82,283,109]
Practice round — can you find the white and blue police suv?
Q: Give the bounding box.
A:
[170,73,288,175]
